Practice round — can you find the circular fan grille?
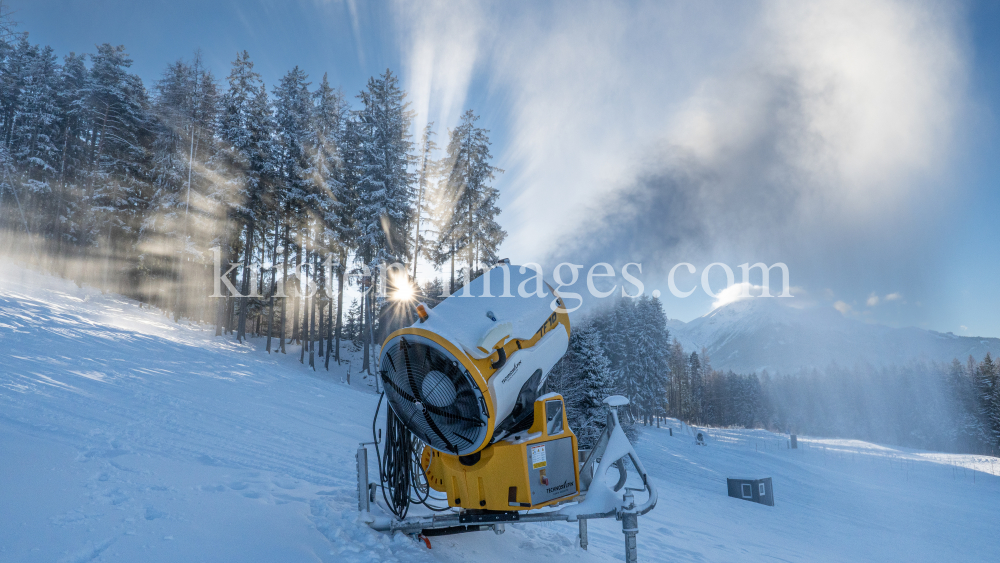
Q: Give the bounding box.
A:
[379,335,489,455]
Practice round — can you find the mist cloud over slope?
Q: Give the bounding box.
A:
[396,0,970,319]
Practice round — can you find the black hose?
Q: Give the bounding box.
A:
[371,392,409,519]
[371,392,450,519]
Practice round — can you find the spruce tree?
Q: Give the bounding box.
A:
[82,44,153,291]
[355,69,413,268]
[52,51,90,250]
[411,121,437,280]
[311,73,351,367]
[570,323,615,446]
[218,51,276,341]
[355,69,414,371]
[13,43,61,205]
[433,109,504,280]
[633,295,669,425]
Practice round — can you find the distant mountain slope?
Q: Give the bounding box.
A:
[667,298,1000,374]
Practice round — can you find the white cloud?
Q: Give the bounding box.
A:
[885,292,902,301]
[834,300,853,315]
[867,293,880,307]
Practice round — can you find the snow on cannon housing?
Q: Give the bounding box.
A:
[358,261,658,560]
[380,262,571,459]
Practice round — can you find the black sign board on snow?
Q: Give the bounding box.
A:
[727,477,774,507]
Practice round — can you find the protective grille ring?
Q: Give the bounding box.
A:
[379,335,489,455]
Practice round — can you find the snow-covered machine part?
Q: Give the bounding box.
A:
[378,264,570,456]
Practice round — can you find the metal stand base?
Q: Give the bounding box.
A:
[622,505,639,563]
[358,396,655,559]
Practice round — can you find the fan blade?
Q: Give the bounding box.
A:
[398,338,422,400]
[451,431,474,445]
[423,403,485,426]
[381,372,417,403]
[423,409,457,453]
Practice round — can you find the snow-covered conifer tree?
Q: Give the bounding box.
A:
[217,51,276,341]
[410,122,437,280]
[354,69,414,371]
[433,109,504,283]
[568,322,615,446]
[633,295,670,425]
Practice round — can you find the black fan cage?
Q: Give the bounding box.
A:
[380,335,490,455]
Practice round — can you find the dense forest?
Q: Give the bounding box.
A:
[0,20,504,373]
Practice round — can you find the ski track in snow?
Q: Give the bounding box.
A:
[1,265,999,562]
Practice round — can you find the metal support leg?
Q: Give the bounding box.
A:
[622,489,638,563]
[356,444,370,513]
[622,511,638,563]
[579,519,589,550]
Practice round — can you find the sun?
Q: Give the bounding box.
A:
[392,281,416,302]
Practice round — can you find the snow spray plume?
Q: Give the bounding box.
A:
[541,0,966,298]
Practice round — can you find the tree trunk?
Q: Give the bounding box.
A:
[226,294,235,334]
[279,222,289,353]
[361,274,375,373]
[325,290,334,370]
[362,277,370,373]
[309,252,317,370]
[316,305,324,358]
[309,292,316,370]
[291,232,301,344]
[316,253,324,359]
[83,104,110,248]
[468,201,474,272]
[300,260,308,364]
[236,217,255,342]
[334,255,344,363]
[265,222,278,352]
[55,125,69,254]
[412,169,424,281]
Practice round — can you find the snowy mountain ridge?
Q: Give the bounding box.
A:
[667,297,1000,374]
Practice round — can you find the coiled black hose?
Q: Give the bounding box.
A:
[371,392,449,520]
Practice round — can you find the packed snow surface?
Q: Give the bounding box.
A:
[2,265,999,562]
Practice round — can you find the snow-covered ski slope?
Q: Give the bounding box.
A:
[2,265,999,562]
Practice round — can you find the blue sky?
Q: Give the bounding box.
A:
[12,0,1000,336]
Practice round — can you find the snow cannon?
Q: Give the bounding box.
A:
[379,263,580,511]
[359,261,658,561]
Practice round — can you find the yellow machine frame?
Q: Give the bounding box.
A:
[383,307,571,456]
[421,394,580,512]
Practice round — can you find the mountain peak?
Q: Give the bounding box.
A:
[669,298,1000,373]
